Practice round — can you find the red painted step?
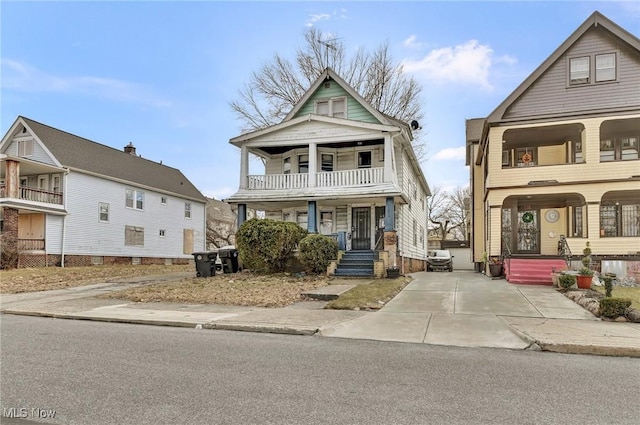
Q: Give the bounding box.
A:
[505,258,568,285]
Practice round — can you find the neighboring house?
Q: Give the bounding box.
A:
[205,197,237,250]
[467,11,640,283]
[0,116,207,268]
[226,68,431,275]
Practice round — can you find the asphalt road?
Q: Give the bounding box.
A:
[1,315,639,425]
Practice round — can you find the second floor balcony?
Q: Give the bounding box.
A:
[0,183,63,206]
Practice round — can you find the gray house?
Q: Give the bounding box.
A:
[0,116,207,267]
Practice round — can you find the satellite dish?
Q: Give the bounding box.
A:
[411,120,420,130]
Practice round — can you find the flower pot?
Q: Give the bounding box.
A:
[576,275,592,289]
[489,263,503,277]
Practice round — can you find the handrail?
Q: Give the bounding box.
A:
[501,235,512,260]
[375,232,384,251]
[557,234,572,268]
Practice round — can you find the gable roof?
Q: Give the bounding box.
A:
[8,116,205,202]
[284,67,399,127]
[487,11,640,123]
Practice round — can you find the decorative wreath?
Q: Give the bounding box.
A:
[522,212,534,223]
[521,153,532,164]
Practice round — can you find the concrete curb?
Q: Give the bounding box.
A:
[204,322,319,335]
[535,343,640,358]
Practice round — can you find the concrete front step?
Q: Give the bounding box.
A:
[506,258,567,285]
[301,284,356,301]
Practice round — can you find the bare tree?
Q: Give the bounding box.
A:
[428,186,470,242]
[230,27,426,159]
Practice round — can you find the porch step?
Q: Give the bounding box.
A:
[333,250,375,278]
[505,258,568,285]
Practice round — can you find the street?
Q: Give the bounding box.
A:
[1,315,639,425]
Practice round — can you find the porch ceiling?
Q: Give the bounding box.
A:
[256,139,384,156]
[1,155,66,178]
[503,193,585,208]
[502,123,584,149]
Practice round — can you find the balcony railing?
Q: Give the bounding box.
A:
[1,183,63,205]
[247,167,385,191]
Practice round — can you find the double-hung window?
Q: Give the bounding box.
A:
[321,154,334,172]
[184,202,191,219]
[126,189,144,210]
[595,53,616,82]
[315,97,346,118]
[569,57,590,85]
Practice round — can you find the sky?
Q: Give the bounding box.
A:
[2,1,639,200]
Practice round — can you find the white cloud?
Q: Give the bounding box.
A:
[403,35,423,49]
[433,146,466,161]
[402,40,495,90]
[1,59,171,107]
[306,8,348,27]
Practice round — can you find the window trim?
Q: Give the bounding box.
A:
[126,189,145,211]
[99,202,109,223]
[184,202,192,219]
[595,52,616,83]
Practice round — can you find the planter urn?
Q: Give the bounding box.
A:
[489,263,503,278]
[576,275,592,289]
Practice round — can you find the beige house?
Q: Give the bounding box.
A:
[226,68,431,276]
[467,12,640,283]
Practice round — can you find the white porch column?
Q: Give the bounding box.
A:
[308,142,317,188]
[239,145,248,189]
[384,135,393,182]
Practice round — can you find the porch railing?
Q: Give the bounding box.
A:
[246,167,384,191]
[18,239,45,251]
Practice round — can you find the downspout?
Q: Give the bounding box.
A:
[61,168,70,268]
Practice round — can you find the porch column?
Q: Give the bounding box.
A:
[308,142,317,188]
[384,197,395,231]
[384,135,393,183]
[5,159,20,198]
[237,204,247,229]
[239,146,248,189]
[1,207,19,269]
[307,201,318,233]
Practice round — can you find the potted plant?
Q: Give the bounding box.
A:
[577,267,594,289]
[488,256,503,278]
[576,242,593,289]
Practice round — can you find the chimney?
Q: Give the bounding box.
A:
[124,142,137,155]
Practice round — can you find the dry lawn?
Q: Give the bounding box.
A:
[101,271,329,308]
[0,264,192,294]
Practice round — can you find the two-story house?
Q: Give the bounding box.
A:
[0,116,207,268]
[467,12,640,284]
[226,68,431,276]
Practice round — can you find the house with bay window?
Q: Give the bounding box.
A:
[467,11,640,283]
[0,116,206,268]
[226,68,431,276]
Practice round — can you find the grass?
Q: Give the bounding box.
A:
[0,264,192,294]
[325,276,412,310]
[593,286,640,310]
[102,271,328,308]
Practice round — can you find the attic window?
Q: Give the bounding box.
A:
[17,140,34,157]
[569,57,589,85]
[315,97,346,118]
[595,53,616,82]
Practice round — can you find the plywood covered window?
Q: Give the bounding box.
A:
[125,225,144,246]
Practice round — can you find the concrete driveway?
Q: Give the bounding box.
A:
[320,271,597,349]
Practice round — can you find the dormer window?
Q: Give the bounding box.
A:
[316,97,346,118]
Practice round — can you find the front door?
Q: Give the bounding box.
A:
[351,207,371,250]
[516,210,540,254]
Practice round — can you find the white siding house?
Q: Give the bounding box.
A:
[226,68,431,276]
[0,116,206,267]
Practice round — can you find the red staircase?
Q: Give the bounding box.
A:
[505,258,568,285]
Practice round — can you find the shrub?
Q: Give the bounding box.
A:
[559,274,576,289]
[298,234,338,274]
[235,218,307,273]
[602,275,614,298]
[599,297,632,318]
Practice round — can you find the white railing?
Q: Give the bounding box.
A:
[246,168,385,191]
[19,186,63,205]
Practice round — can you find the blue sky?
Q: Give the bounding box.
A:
[2,1,639,200]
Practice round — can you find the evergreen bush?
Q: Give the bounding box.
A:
[599,297,632,318]
[298,234,338,274]
[235,218,307,273]
[559,274,576,289]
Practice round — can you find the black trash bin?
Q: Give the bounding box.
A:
[192,251,218,277]
[218,248,239,273]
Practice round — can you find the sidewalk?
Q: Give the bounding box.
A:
[1,271,639,357]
